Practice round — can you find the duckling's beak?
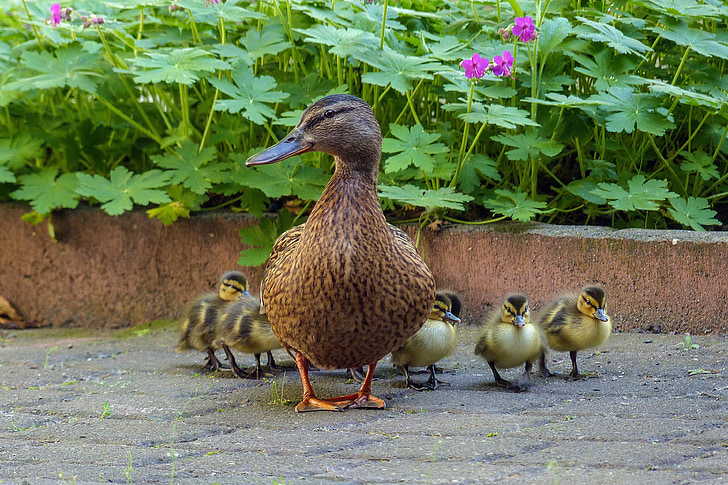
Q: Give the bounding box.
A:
[514,315,526,327]
[241,290,252,299]
[444,311,461,324]
[595,308,609,322]
[245,128,313,166]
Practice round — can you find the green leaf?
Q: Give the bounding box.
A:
[570,48,644,92]
[237,157,329,201]
[641,0,728,18]
[538,17,572,63]
[378,184,473,211]
[358,48,441,94]
[483,187,548,223]
[667,197,720,231]
[147,201,190,226]
[491,130,564,161]
[152,140,227,195]
[574,17,652,57]
[445,103,539,129]
[590,175,679,212]
[679,151,719,181]
[128,48,230,85]
[175,0,266,23]
[382,124,449,174]
[458,154,501,193]
[209,64,289,124]
[296,25,378,59]
[76,166,172,216]
[238,210,296,267]
[648,80,723,110]
[566,180,607,205]
[0,165,14,183]
[214,26,291,65]
[11,168,80,214]
[590,88,675,135]
[0,133,44,170]
[653,19,728,60]
[9,46,102,93]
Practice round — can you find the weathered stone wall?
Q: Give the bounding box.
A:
[1,203,726,333]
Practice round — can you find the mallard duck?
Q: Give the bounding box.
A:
[537,286,612,378]
[246,94,436,412]
[175,271,251,371]
[391,292,461,391]
[474,294,545,391]
[214,298,284,380]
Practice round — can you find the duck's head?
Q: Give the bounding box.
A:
[245,94,382,178]
[430,292,461,324]
[219,271,251,301]
[577,286,609,322]
[501,294,531,327]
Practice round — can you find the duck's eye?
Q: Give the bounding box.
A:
[324,109,335,118]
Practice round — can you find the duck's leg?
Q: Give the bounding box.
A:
[204,349,229,371]
[400,365,430,392]
[336,362,386,409]
[568,351,580,379]
[347,367,367,383]
[538,350,553,377]
[294,352,346,413]
[522,362,534,384]
[222,343,250,379]
[489,361,525,391]
[266,351,286,372]
[426,365,450,390]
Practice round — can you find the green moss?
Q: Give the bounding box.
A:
[112,319,178,339]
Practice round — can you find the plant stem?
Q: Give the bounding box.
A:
[379,0,389,50]
[94,94,161,144]
[21,0,44,51]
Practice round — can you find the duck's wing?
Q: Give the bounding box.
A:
[259,223,305,315]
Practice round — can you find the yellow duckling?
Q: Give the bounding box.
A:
[391,292,461,391]
[537,286,612,378]
[474,295,545,391]
[214,298,284,380]
[175,271,251,371]
[246,94,436,412]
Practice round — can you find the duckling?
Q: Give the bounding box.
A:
[246,94,436,412]
[214,298,284,380]
[474,295,545,391]
[175,271,251,371]
[537,286,612,378]
[391,292,461,391]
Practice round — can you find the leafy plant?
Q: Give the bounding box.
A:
[0,0,725,265]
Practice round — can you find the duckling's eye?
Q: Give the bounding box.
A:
[324,109,335,118]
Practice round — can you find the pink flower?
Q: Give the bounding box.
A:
[50,3,62,26]
[460,53,489,79]
[203,0,219,5]
[512,16,535,43]
[492,50,514,77]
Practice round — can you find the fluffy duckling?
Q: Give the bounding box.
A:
[215,298,284,380]
[474,295,545,391]
[537,286,612,378]
[175,271,251,371]
[391,292,461,391]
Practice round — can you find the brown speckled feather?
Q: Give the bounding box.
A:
[257,96,436,370]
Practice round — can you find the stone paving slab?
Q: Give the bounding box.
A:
[1,323,726,484]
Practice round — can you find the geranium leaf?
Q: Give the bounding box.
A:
[458,154,501,193]
[152,140,226,195]
[237,156,328,200]
[8,46,102,93]
[679,151,719,181]
[11,168,80,214]
[590,175,678,212]
[147,201,190,226]
[378,184,473,210]
[128,48,230,85]
[653,18,728,59]
[296,25,379,59]
[358,48,441,94]
[590,88,675,135]
[76,166,172,216]
[574,17,652,57]
[382,124,449,174]
[667,197,720,231]
[213,26,290,65]
[238,210,297,267]
[491,130,564,161]
[483,187,548,222]
[0,133,44,171]
[209,64,289,124]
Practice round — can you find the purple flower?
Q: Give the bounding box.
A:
[492,50,514,77]
[203,0,219,5]
[460,53,489,80]
[50,3,62,26]
[512,16,535,43]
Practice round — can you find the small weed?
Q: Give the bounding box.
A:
[270,374,296,406]
[682,334,700,351]
[123,451,133,484]
[59,472,77,484]
[486,432,498,438]
[177,380,215,420]
[100,402,111,418]
[60,380,77,386]
[546,459,561,485]
[9,419,37,432]
[688,369,713,376]
[44,345,59,368]
[134,328,150,337]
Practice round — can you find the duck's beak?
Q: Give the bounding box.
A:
[245,128,313,166]
[514,314,526,327]
[444,311,461,324]
[595,308,609,322]
[240,290,252,299]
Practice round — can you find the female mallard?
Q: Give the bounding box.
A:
[246,94,436,412]
[474,294,545,391]
[215,298,283,380]
[537,286,612,378]
[391,292,461,391]
[175,271,251,371]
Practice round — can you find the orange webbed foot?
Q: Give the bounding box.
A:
[295,397,347,413]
